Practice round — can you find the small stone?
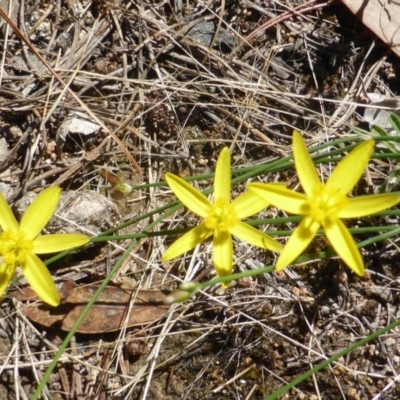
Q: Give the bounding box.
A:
[13,190,121,235]
[187,21,236,51]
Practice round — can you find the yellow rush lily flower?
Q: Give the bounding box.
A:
[0,186,90,306]
[248,131,400,276]
[162,147,282,284]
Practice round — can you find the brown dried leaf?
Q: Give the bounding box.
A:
[342,0,400,58]
[9,282,169,334]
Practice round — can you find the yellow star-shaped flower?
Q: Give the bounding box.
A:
[0,186,90,306]
[162,147,282,284]
[248,131,400,276]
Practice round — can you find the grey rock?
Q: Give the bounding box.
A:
[186,21,236,51]
[0,182,13,199]
[13,190,121,236]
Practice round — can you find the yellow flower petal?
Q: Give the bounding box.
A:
[276,216,320,271]
[33,234,89,254]
[326,140,374,195]
[214,147,231,202]
[20,186,61,240]
[0,193,19,232]
[230,221,282,252]
[324,219,364,276]
[23,253,60,306]
[232,190,270,219]
[213,230,233,284]
[293,131,320,197]
[162,223,213,261]
[165,173,212,218]
[339,194,400,218]
[248,183,308,214]
[0,262,16,298]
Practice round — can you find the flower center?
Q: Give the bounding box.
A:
[0,230,32,267]
[302,185,348,223]
[204,199,238,232]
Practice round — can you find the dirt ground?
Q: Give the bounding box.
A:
[1,0,400,399]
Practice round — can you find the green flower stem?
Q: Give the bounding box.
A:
[189,224,400,292]
[86,223,400,243]
[127,135,400,195]
[273,225,400,266]
[265,317,400,400]
[357,224,400,247]
[31,239,139,400]
[129,138,369,194]
[78,205,400,245]
[42,215,400,274]
[197,265,275,290]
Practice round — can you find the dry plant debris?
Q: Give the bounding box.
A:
[9,282,168,334]
[1,0,400,399]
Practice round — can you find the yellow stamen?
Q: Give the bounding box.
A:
[0,230,33,267]
[204,199,238,232]
[301,185,348,223]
